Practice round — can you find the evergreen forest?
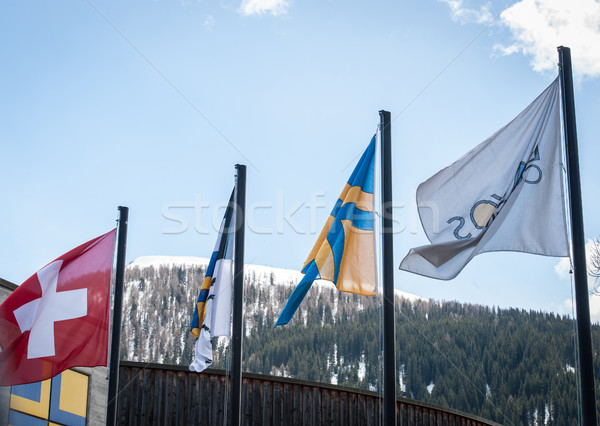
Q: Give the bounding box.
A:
[121,259,600,425]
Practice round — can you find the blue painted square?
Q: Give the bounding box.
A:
[8,409,48,426]
[11,382,43,403]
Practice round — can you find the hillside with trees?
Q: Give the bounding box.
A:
[121,257,600,425]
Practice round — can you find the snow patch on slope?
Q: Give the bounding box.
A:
[129,255,210,269]
[128,255,426,302]
[395,289,427,303]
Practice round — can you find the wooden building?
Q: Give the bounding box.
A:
[118,361,500,426]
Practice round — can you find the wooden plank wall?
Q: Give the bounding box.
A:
[117,362,500,426]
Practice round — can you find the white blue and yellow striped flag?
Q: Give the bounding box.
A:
[189,191,235,372]
[275,136,377,327]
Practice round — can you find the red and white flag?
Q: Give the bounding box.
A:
[0,229,116,386]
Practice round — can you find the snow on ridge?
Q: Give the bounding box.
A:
[243,263,304,285]
[128,255,210,269]
[395,289,427,303]
[128,256,318,287]
[127,256,426,302]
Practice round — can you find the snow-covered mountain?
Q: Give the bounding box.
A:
[119,255,596,424]
[121,255,424,366]
[127,255,425,302]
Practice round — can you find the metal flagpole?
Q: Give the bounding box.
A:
[558,46,598,426]
[379,110,397,426]
[106,206,129,426]
[231,165,246,426]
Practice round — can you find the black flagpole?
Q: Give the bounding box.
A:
[558,46,598,425]
[106,206,128,426]
[380,110,397,426]
[231,165,246,426]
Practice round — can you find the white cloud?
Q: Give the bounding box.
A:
[438,0,494,25]
[562,296,600,324]
[555,239,600,322]
[203,15,215,29]
[591,298,600,324]
[494,0,600,79]
[239,0,290,16]
[554,256,571,280]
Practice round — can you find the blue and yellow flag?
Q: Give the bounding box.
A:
[275,136,377,327]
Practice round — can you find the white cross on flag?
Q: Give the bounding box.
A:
[0,229,116,386]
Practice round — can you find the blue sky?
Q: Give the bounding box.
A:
[2,0,600,320]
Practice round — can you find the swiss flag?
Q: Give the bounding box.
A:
[0,229,116,386]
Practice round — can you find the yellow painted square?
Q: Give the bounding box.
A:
[9,379,51,419]
[58,370,89,417]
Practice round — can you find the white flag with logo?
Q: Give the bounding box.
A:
[400,78,569,280]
